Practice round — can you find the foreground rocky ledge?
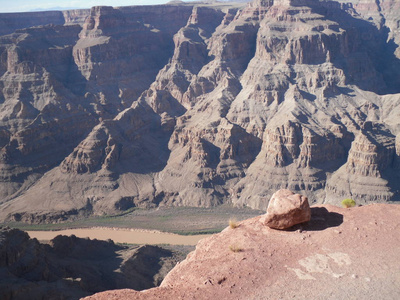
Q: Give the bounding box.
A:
[85,204,400,299]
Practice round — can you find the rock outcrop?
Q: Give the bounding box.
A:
[0,3,195,220]
[0,23,99,201]
[338,0,400,60]
[260,189,311,229]
[325,126,397,205]
[0,227,189,300]
[0,9,90,36]
[84,203,400,300]
[0,0,400,221]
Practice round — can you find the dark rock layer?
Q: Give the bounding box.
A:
[0,227,188,300]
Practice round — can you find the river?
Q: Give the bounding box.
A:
[27,227,211,246]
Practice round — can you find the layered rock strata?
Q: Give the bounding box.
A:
[0,4,196,220]
[0,0,400,221]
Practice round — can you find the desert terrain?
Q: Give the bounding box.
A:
[85,203,400,300]
[1,0,400,298]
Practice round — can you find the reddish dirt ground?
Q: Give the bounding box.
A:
[84,204,400,300]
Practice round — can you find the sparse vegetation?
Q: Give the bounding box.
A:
[3,206,262,235]
[229,244,242,253]
[341,198,356,208]
[229,218,239,229]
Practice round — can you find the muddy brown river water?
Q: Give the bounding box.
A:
[27,227,211,245]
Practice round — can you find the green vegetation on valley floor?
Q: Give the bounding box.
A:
[2,205,264,235]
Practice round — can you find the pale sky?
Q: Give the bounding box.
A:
[0,0,189,13]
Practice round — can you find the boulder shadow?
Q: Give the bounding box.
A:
[303,207,343,231]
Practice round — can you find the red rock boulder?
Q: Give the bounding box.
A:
[260,189,311,229]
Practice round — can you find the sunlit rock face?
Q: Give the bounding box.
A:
[0,0,400,222]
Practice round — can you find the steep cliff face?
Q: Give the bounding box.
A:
[72,5,193,116]
[62,9,91,25]
[0,4,195,220]
[151,4,261,207]
[0,9,90,37]
[338,0,400,59]
[227,0,400,208]
[0,11,66,36]
[325,125,397,204]
[0,24,98,200]
[0,0,400,222]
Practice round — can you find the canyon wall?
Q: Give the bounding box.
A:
[0,0,399,222]
[0,227,188,299]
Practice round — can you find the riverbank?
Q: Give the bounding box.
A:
[7,206,263,234]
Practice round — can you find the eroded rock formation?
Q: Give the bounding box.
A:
[0,0,400,222]
[0,227,189,299]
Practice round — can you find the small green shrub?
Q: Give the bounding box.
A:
[341,198,356,208]
[229,218,238,229]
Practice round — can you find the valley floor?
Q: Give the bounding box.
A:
[3,205,263,236]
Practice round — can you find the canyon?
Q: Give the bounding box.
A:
[0,226,191,299]
[0,0,399,223]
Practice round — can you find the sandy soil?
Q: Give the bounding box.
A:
[27,228,210,245]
